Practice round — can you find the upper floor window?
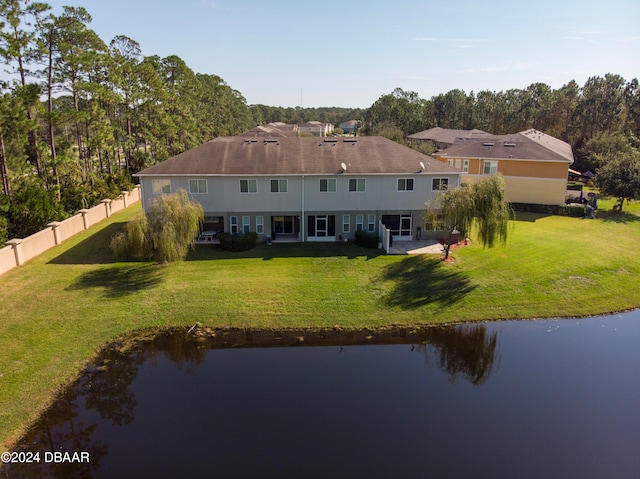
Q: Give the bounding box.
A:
[270,179,288,193]
[189,179,207,194]
[432,178,449,191]
[349,178,366,192]
[319,178,337,192]
[463,160,469,173]
[484,160,498,175]
[240,179,257,193]
[152,179,171,194]
[397,178,414,191]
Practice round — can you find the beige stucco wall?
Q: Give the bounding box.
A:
[0,187,141,277]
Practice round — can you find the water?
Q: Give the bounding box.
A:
[4,311,640,478]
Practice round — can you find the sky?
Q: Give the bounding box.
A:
[28,0,640,108]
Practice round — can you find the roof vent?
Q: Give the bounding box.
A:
[343,138,357,143]
[243,139,258,145]
[483,142,495,147]
[504,142,516,147]
[264,139,279,145]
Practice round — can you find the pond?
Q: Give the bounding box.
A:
[4,311,640,478]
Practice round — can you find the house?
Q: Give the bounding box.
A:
[338,120,359,134]
[135,136,462,242]
[240,122,299,137]
[299,121,334,137]
[407,127,490,150]
[433,129,574,205]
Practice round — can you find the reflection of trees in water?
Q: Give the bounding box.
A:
[8,333,209,478]
[418,324,499,385]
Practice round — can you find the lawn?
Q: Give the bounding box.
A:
[1,202,640,448]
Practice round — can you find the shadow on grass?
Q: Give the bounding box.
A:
[49,222,126,265]
[379,255,476,310]
[187,241,384,261]
[512,212,551,222]
[66,263,165,298]
[598,210,640,224]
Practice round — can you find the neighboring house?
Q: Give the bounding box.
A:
[433,129,574,205]
[135,136,462,242]
[240,122,299,137]
[299,121,334,137]
[407,127,490,150]
[338,120,359,134]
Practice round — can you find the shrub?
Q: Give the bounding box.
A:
[354,230,380,248]
[511,203,585,217]
[218,232,258,251]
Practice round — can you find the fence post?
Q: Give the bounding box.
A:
[48,221,62,245]
[102,199,112,218]
[6,238,23,266]
[121,191,129,208]
[79,209,90,229]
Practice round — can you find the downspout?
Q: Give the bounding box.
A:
[301,175,305,242]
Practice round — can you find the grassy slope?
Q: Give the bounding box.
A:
[1,203,640,447]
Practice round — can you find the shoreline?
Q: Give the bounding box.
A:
[5,307,640,452]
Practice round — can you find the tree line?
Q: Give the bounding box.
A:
[0,1,258,243]
[364,78,640,171]
[1,0,638,244]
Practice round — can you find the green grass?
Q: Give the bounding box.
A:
[1,203,640,448]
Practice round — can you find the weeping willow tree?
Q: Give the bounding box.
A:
[110,188,203,262]
[439,174,512,259]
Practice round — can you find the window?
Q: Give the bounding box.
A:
[455,159,462,169]
[432,178,449,191]
[270,179,287,193]
[484,160,498,175]
[230,216,238,234]
[397,178,414,191]
[152,179,171,194]
[242,216,250,234]
[349,178,365,192]
[319,178,336,192]
[463,160,469,173]
[240,179,257,193]
[343,215,350,233]
[189,179,207,194]
[256,216,264,235]
[368,214,376,233]
[356,214,364,231]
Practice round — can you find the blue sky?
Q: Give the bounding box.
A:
[38,0,640,108]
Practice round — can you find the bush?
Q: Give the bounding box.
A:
[354,230,380,248]
[511,202,585,217]
[218,232,258,251]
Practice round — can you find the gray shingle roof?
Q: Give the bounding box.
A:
[136,136,459,176]
[407,127,490,144]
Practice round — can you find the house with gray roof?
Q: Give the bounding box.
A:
[136,136,461,242]
[408,127,490,150]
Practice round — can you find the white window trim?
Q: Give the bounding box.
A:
[230,216,238,234]
[397,178,415,192]
[432,178,449,191]
[152,179,171,195]
[319,178,337,193]
[483,160,498,175]
[343,215,350,233]
[189,179,207,194]
[270,179,288,193]
[256,216,264,234]
[349,178,366,192]
[240,179,257,193]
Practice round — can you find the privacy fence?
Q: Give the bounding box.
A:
[0,186,140,277]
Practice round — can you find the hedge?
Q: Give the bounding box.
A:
[354,230,380,248]
[218,232,258,251]
[511,202,585,217]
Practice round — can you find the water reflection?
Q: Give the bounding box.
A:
[418,324,499,385]
[5,323,497,479]
[5,313,640,478]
